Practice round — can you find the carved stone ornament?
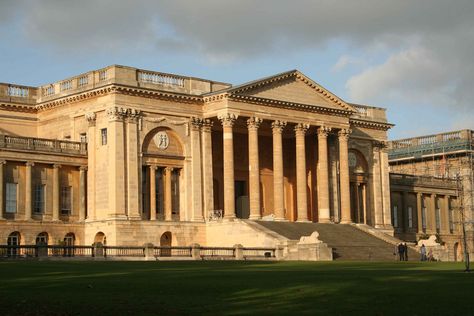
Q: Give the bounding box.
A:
[201,119,213,132]
[338,128,352,140]
[247,117,263,130]
[294,123,310,134]
[317,126,332,137]
[85,112,97,126]
[154,131,170,150]
[271,120,287,133]
[348,152,357,168]
[218,113,238,127]
[106,106,128,121]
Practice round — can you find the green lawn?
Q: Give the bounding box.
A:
[0,260,472,316]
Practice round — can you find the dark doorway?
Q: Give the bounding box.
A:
[235,181,249,219]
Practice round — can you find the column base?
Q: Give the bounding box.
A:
[296,219,311,223]
[248,215,261,220]
[128,216,142,221]
[339,220,352,224]
[274,217,288,222]
[223,216,236,222]
[107,215,128,220]
[318,218,333,224]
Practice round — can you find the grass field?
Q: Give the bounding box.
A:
[0,260,472,316]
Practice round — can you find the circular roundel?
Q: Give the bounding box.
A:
[153,131,170,150]
[349,152,357,168]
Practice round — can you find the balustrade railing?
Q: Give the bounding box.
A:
[199,247,235,259]
[7,85,29,97]
[0,245,277,260]
[154,246,192,257]
[0,135,87,156]
[138,71,185,87]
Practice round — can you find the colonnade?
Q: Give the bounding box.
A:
[148,165,181,221]
[216,113,353,223]
[0,160,87,221]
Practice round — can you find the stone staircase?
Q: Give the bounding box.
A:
[252,221,419,261]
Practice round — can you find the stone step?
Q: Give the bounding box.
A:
[253,221,419,261]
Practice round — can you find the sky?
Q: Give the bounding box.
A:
[0,0,473,140]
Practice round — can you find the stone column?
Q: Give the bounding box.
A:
[402,191,409,232]
[416,192,423,233]
[354,183,360,223]
[295,123,310,222]
[106,106,127,219]
[317,126,331,223]
[191,117,203,221]
[79,166,87,221]
[272,120,287,221]
[338,128,352,224]
[52,164,61,221]
[126,109,141,219]
[218,113,238,220]
[165,167,173,221]
[201,119,214,220]
[85,112,96,220]
[24,161,34,220]
[0,160,5,220]
[247,117,263,220]
[149,165,157,221]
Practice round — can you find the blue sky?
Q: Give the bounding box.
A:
[1,0,473,140]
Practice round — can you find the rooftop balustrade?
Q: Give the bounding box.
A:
[350,103,388,123]
[390,173,458,189]
[388,130,474,160]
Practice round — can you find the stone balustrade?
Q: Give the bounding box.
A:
[0,135,87,156]
[390,173,457,189]
[350,103,388,123]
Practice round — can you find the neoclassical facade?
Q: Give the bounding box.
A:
[0,65,393,247]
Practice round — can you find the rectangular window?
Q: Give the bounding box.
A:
[61,186,72,215]
[5,183,17,213]
[422,207,427,230]
[393,205,398,228]
[435,207,441,232]
[449,208,454,233]
[80,133,87,143]
[408,206,413,228]
[33,184,45,214]
[172,169,180,214]
[101,128,107,145]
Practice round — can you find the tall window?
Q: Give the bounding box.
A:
[422,207,427,230]
[5,183,17,213]
[393,205,398,228]
[80,133,87,143]
[156,169,164,217]
[449,199,454,233]
[101,128,107,145]
[407,206,413,228]
[172,169,180,215]
[435,206,441,232]
[33,184,45,214]
[61,186,72,215]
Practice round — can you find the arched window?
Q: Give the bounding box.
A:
[160,232,172,257]
[7,232,21,257]
[36,232,49,245]
[94,232,106,245]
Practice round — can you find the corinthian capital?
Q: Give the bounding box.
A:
[247,117,263,130]
[85,112,97,127]
[317,126,332,137]
[271,120,287,133]
[338,128,352,140]
[201,119,213,132]
[190,117,203,131]
[294,123,310,135]
[218,113,238,128]
[106,106,127,122]
[127,108,141,122]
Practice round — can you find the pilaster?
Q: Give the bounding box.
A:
[165,166,173,221]
[24,161,34,221]
[52,164,61,221]
[126,109,141,220]
[149,165,157,221]
[106,106,127,219]
[191,117,204,221]
[85,112,96,221]
[372,143,384,228]
[79,166,87,221]
[201,119,214,220]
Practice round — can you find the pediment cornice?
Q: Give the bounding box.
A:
[350,118,394,131]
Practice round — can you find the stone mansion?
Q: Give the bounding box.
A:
[0,65,464,260]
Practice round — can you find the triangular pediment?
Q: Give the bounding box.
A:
[225,70,355,112]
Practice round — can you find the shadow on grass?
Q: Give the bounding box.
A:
[0,261,472,316]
